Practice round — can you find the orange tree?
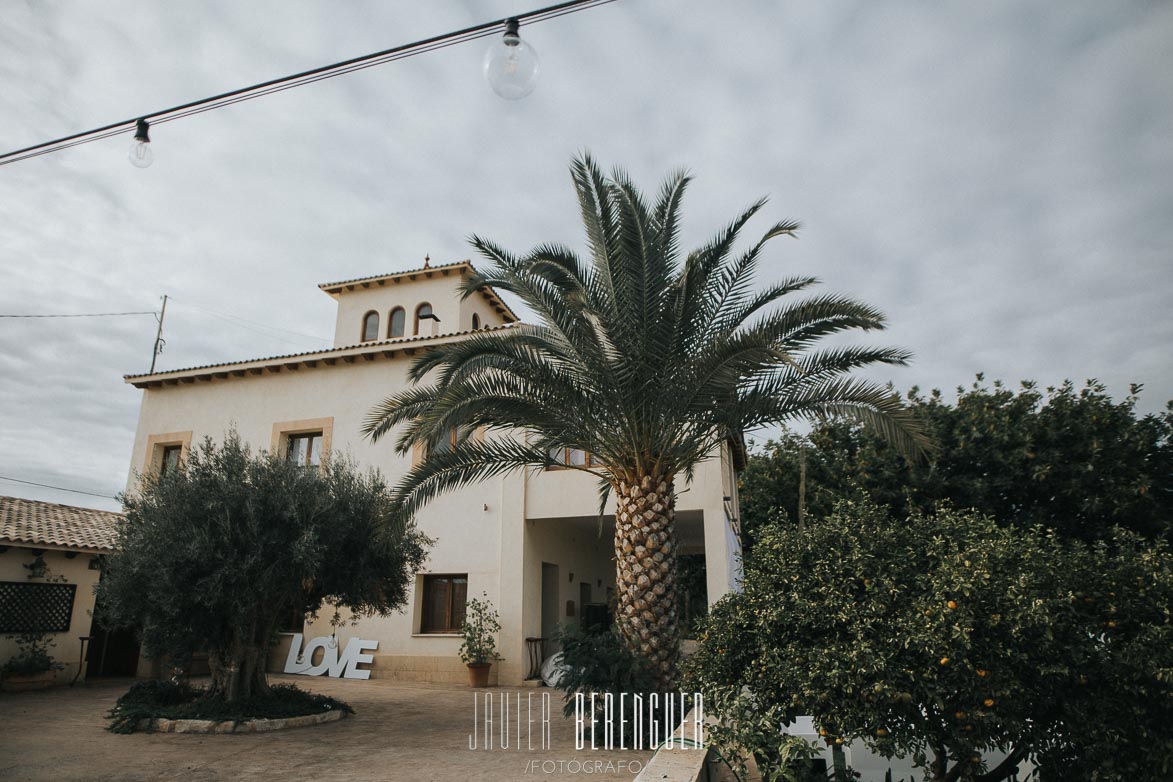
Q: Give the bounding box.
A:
[686,502,1173,782]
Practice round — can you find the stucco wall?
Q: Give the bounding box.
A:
[0,546,101,684]
[127,303,739,685]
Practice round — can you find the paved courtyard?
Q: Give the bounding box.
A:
[0,675,654,781]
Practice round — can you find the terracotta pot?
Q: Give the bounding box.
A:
[467,663,492,688]
[1,669,57,693]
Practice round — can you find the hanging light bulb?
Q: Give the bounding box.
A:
[483,18,539,100]
[128,118,154,168]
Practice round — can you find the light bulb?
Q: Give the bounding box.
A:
[483,18,539,100]
[128,118,153,168]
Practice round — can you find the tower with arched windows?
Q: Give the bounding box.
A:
[316,259,517,346]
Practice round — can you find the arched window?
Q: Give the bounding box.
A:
[414,302,434,335]
[471,313,481,330]
[388,307,406,338]
[361,311,379,342]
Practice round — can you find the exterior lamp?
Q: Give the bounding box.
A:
[419,311,441,337]
[483,18,540,100]
[128,118,154,168]
[24,551,48,579]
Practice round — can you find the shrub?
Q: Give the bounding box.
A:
[106,680,352,734]
[1,633,64,676]
[459,594,503,665]
[554,623,673,746]
[686,501,1173,782]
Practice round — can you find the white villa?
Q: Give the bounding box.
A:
[123,260,744,686]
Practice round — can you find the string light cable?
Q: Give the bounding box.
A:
[0,310,157,318]
[166,298,331,346]
[0,0,620,167]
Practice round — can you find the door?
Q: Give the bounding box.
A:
[541,562,560,653]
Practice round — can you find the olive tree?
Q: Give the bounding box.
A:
[98,432,430,702]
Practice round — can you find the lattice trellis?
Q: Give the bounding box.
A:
[0,581,76,633]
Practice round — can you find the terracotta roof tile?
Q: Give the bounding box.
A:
[0,495,122,552]
[317,260,473,291]
[123,322,519,386]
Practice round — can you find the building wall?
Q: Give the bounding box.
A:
[0,546,102,684]
[128,310,741,685]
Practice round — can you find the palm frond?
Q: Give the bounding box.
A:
[365,154,932,520]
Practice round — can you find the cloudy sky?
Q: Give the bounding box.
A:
[1,1,1170,513]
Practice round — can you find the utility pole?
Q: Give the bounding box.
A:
[149,294,168,374]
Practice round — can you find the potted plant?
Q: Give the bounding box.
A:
[459,594,502,688]
[1,633,65,692]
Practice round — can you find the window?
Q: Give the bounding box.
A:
[286,432,323,467]
[547,446,601,469]
[412,427,482,466]
[160,445,182,476]
[431,429,456,456]
[414,302,434,335]
[272,418,333,468]
[388,307,406,338]
[471,313,481,330]
[421,574,468,633]
[361,311,379,342]
[145,431,192,476]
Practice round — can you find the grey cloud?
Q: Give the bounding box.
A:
[1,0,1170,511]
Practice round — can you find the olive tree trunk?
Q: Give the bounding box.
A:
[614,475,680,689]
[205,615,274,702]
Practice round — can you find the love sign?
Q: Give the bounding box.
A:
[283,633,378,680]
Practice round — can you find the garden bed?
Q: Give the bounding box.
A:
[107,680,352,734]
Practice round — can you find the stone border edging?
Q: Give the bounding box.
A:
[136,708,347,734]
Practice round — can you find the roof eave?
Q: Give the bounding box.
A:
[123,323,519,389]
[0,538,113,555]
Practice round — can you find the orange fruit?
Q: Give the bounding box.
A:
[947,600,958,610]
[940,657,950,666]
[976,669,988,678]
[984,698,995,707]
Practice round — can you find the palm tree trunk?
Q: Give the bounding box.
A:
[614,475,680,690]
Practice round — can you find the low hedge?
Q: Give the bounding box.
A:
[107,680,352,734]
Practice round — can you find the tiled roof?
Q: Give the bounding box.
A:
[317,260,519,323]
[124,322,519,387]
[0,495,122,552]
[317,260,473,291]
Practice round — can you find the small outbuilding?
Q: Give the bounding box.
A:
[0,495,121,684]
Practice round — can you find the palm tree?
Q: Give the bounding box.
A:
[363,154,930,688]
